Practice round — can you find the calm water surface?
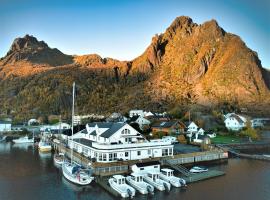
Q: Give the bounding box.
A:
[0,142,269,200]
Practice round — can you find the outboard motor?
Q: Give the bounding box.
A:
[147,185,154,195]
[163,182,170,192]
[180,179,187,187]
[127,188,133,198]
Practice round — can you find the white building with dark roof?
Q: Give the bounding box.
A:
[224,113,247,131]
[69,122,173,163]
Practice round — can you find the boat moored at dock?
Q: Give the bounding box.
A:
[126,173,154,195]
[159,168,186,187]
[108,175,136,198]
[190,166,208,173]
[38,141,52,152]
[62,162,94,185]
[54,152,64,165]
[13,136,34,144]
[143,171,171,191]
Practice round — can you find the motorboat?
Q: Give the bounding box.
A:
[143,171,171,191]
[13,136,34,144]
[159,168,187,187]
[189,166,208,173]
[108,175,136,198]
[38,141,52,152]
[126,173,154,195]
[62,161,94,185]
[54,152,64,165]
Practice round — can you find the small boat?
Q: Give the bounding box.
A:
[189,166,208,173]
[143,171,171,191]
[38,141,52,152]
[13,136,34,144]
[0,135,7,142]
[126,173,154,195]
[54,153,64,165]
[62,161,94,185]
[159,168,186,187]
[108,175,136,198]
[263,154,270,158]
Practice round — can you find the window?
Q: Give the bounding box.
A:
[121,129,131,134]
[113,153,117,160]
[125,152,129,157]
[83,147,88,155]
[140,167,144,170]
[137,151,141,156]
[148,149,151,155]
[169,148,173,155]
[162,149,168,156]
[98,153,102,161]
[109,153,112,161]
[103,153,107,161]
[154,166,158,168]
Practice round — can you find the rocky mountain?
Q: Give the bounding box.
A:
[0,16,269,120]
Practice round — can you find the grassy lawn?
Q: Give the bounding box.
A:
[211,134,243,144]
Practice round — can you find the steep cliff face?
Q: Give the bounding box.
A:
[0,17,269,118]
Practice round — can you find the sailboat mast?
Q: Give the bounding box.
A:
[71,82,75,163]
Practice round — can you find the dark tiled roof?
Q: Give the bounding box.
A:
[152,120,177,128]
[0,121,11,124]
[89,130,97,136]
[136,161,160,167]
[127,116,140,123]
[73,138,92,147]
[87,122,116,128]
[230,114,244,124]
[100,123,126,138]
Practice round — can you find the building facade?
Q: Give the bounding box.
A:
[69,122,173,163]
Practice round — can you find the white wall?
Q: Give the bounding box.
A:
[0,124,11,131]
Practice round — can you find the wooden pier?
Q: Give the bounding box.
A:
[183,170,225,183]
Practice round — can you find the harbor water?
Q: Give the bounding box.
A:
[0,142,269,200]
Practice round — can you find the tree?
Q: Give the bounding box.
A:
[240,121,260,140]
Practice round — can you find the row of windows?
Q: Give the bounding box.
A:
[122,129,131,134]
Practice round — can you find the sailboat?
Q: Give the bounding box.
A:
[62,82,94,185]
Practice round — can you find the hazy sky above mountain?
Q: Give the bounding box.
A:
[1,0,269,68]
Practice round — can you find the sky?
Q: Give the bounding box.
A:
[1,0,270,68]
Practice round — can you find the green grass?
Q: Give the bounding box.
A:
[211,134,243,144]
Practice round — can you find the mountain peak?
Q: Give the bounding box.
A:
[7,34,48,56]
[2,34,73,66]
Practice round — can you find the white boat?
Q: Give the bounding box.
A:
[159,168,186,187]
[62,162,94,185]
[62,82,94,185]
[38,141,52,152]
[13,136,34,144]
[126,173,154,195]
[189,166,208,173]
[0,135,6,142]
[108,175,136,198]
[263,154,270,158]
[143,171,171,191]
[54,153,64,165]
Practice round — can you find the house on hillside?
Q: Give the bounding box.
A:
[28,118,39,126]
[127,115,151,130]
[106,113,127,123]
[224,113,247,131]
[0,121,11,132]
[152,120,186,135]
[69,122,173,162]
[186,121,199,133]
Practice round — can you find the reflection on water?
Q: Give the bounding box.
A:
[0,142,269,200]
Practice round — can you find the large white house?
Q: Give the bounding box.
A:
[0,121,11,132]
[224,113,247,131]
[128,115,151,130]
[129,110,144,118]
[69,122,173,163]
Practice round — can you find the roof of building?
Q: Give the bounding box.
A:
[135,161,160,167]
[89,130,97,136]
[152,120,178,128]
[127,116,140,123]
[100,123,126,138]
[73,138,93,147]
[229,114,244,124]
[0,121,12,124]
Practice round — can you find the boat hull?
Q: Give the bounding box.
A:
[62,163,93,185]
